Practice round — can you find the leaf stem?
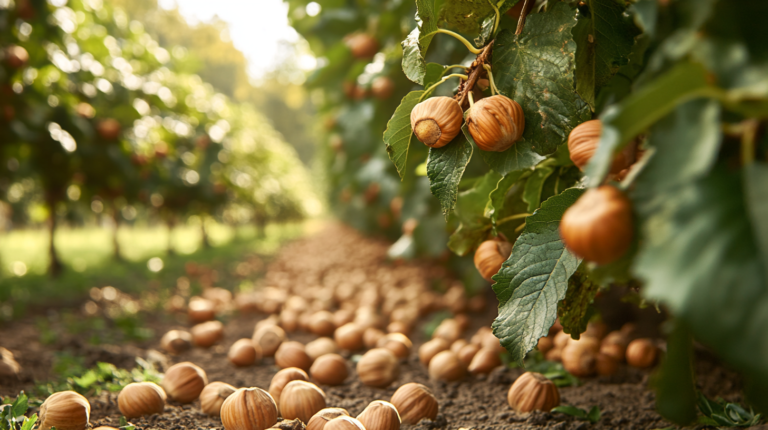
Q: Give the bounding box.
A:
[487,0,501,35]
[445,64,469,71]
[468,91,475,107]
[741,119,758,166]
[423,73,469,97]
[514,222,526,233]
[515,0,533,35]
[435,29,482,54]
[483,64,500,96]
[496,213,531,226]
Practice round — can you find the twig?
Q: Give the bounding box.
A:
[515,0,533,35]
[455,41,495,109]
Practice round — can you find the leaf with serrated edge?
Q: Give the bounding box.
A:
[448,172,501,255]
[383,90,428,179]
[401,0,440,85]
[427,135,474,217]
[522,166,555,213]
[492,3,591,156]
[492,188,585,362]
[487,170,526,223]
[557,272,599,339]
[743,163,768,277]
[463,123,545,176]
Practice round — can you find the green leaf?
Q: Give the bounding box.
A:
[423,63,448,88]
[492,3,591,157]
[11,394,27,419]
[744,163,768,276]
[439,0,495,35]
[522,166,555,213]
[552,405,588,419]
[653,321,697,425]
[463,123,545,175]
[573,0,641,109]
[448,172,501,255]
[557,272,599,339]
[20,415,37,430]
[491,188,585,362]
[383,91,427,179]
[401,0,440,85]
[487,170,526,223]
[427,135,474,217]
[587,406,602,424]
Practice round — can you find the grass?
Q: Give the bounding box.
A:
[0,220,317,321]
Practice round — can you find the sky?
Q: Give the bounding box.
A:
[159,0,317,82]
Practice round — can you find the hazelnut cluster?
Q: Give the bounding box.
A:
[418,323,505,381]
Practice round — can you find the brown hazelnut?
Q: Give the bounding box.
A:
[371,77,395,100]
[309,354,348,386]
[568,119,634,173]
[191,320,224,348]
[553,331,571,350]
[377,333,412,359]
[0,347,20,376]
[428,351,465,381]
[117,382,166,418]
[507,372,560,413]
[537,337,554,354]
[390,383,438,424]
[466,95,524,152]
[356,400,401,430]
[268,419,305,430]
[585,321,608,340]
[467,348,502,375]
[188,296,216,322]
[356,348,399,387]
[280,309,300,333]
[386,321,411,335]
[279,381,326,423]
[160,330,193,354]
[468,295,486,313]
[344,33,378,59]
[220,387,278,430]
[5,45,29,69]
[253,325,286,357]
[443,285,468,314]
[309,311,337,337]
[307,408,350,430]
[200,381,236,416]
[626,338,658,368]
[451,339,469,354]
[560,186,634,265]
[545,347,562,362]
[162,362,208,403]
[418,338,449,366]
[410,97,463,148]
[306,337,339,361]
[269,368,309,409]
[600,331,628,362]
[457,343,480,367]
[332,309,355,327]
[561,339,598,377]
[596,353,618,376]
[335,323,365,351]
[96,118,121,140]
[471,327,492,345]
[432,318,461,343]
[229,338,260,366]
[363,327,385,349]
[324,417,365,430]
[474,239,512,282]
[39,391,91,430]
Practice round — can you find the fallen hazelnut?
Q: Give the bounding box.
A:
[410,97,463,148]
[332,309,355,327]
[596,353,618,376]
[324,416,365,430]
[545,347,562,362]
[281,310,300,333]
[279,381,326,423]
[356,400,401,430]
[268,419,305,430]
[432,319,461,343]
[386,321,411,335]
[474,239,512,282]
[553,331,571,350]
[344,33,378,59]
[450,339,469,354]
[269,368,309,409]
[568,119,634,174]
[306,337,339,361]
[160,330,193,355]
[229,338,260,366]
[356,348,399,387]
[39,391,91,430]
[309,311,337,337]
[507,372,560,413]
[561,339,597,377]
[428,351,465,381]
[200,381,236,416]
[467,348,502,375]
[307,408,350,430]
[376,333,412,359]
[309,354,348,386]
[585,321,608,340]
[335,323,365,351]
[162,362,208,403]
[626,338,658,368]
[188,297,216,323]
[0,347,20,376]
[275,341,313,371]
[253,325,286,357]
[363,327,385,349]
[390,383,438,424]
[191,320,224,348]
[418,338,449,366]
[220,387,278,430]
[466,95,525,152]
[600,331,628,362]
[537,337,554,355]
[117,382,166,418]
[457,343,480,367]
[470,327,492,345]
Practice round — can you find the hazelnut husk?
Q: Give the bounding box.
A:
[600,331,628,362]
[390,383,438,424]
[117,382,166,418]
[200,381,236,416]
[309,354,348,386]
[229,338,260,366]
[306,337,339,361]
[363,327,385,349]
[410,97,463,148]
[344,33,378,59]
[507,372,560,413]
[269,367,309,409]
[466,95,525,152]
[162,362,208,403]
[191,320,224,348]
[467,348,502,375]
[324,417,365,430]
[432,318,461,343]
[335,323,365,350]
[279,381,327,424]
[561,338,598,377]
[428,351,465,381]
[160,330,193,355]
[626,338,658,368]
[253,325,286,357]
[356,400,401,430]
[474,239,512,282]
[560,186,634,265]
[220,387,278,430]
[39,391,91,430]
[356,348,399,388]
[457,343,480,367]
[567,119,634,174]
[309,311,337,337]
[371,77,394,100]
[275,341,313,371]
[376,333,412,359]
[307,408,350,430]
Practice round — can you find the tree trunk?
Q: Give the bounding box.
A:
[48,202,63,277]
[167,219,175,255]
[200,216,210,249]
[112,208,122,260]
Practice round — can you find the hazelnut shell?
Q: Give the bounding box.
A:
[200,381,237,416]
[310,354,349,386]
[117,382,166,418]
[390,383,438,424]
[507,372,560,413]
[410,97,463,148]
[356,400,401,430]
[356,348,399,388]
[220,387,278,430]
[474,239,512,282]
[279,381,327,424]
[162,362,208,403]
[466,95,525,152]
[39,391,91,430]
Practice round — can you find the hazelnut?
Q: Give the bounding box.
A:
[332,309,355,327]
[344,33,378,59]
[428,351,465,381]
[220,387,278,430]
[626,338,658,368]
[363,327,385,349]
[410,97,463,148]
[306,337,339,361]
[268,419,305,430]
[309,354,348,386]
[457,343,480,367]
[334,323,365,351]
[453,314,470,332]
[96,119,121,140]
[309,311,337,337]
[560,186,634,265]
[443,285,467,314]
[480,331,506,354]
[200,381,236,416]
[5,45,29,69]
[550,319,564,336]
[269,368,309,408]
[386,321,411,335]
[356,400,401,430]
[471,327,493,345]
[307,408,350,430]
[467,348,502,375]
[561,339,598,377]
[545,347,562,362]
[585,321,608,340]
[596,353,618,376]
[117,382,166,418]
[418,338,449,366]
[39,391,91,430]
[253,325,286,357]
[553,331,571,350]
[507,372,560,413]
[567,119,634,173]
[390,383,438,424]
[356,348,399,387]
[0,347,20,376]
[191,320,224,348]
[324,417,365,430]
[432,319,461,343]
[537,337,554,354]
[162,362,208,403]
[160,330,193,355]
[451,339,469,354]
[376,333,412,359]
[279,381,326,423]
[468,295,486,313]
[601,331,628,362]
[229,338,260,367]
[280,309,300,332]
[371,77,394,100]
[473,239,512,282]
[275,341,313,371]
[466,95,525,152]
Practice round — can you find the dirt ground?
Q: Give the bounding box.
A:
[0,224,748,429]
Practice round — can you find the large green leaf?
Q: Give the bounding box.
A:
[401,0,440,85]
[744,163,768,275]
[448,172,501,255]
[463,123,545,176]
[557,271,599,339]
[492,2,591,157]
[427,135,474,217]
[491,188,585,362]
[573,0,641,109]
[439,0,495,35]
[653,321,697,425]
[487,169,526,224]
[522,165,554,213]
[383,91,427,179]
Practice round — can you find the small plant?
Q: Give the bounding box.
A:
[516,351,580,388]
[37,357,162,398]
[697,393,762,427]
[0,392,38,430]
[551,405,602,424]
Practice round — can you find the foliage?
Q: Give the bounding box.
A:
[36,357,162,398]
[551,405,602,424]
[697,393,763,428]
[0,392,37,430]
